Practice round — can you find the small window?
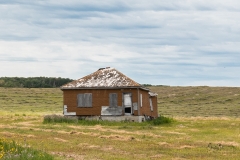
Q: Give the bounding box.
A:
[109,93,117,108]
[77,93,92,107]
[149,98,153,111]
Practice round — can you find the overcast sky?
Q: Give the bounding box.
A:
[0,1,240,86]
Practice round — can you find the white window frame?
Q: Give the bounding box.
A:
[140,94,142,107]
[149,98,153,111]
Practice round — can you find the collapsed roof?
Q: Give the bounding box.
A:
[61,67,144,89]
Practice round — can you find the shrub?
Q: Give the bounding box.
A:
[150,116,174,125]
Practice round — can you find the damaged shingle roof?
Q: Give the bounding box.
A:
[61,67,142,89]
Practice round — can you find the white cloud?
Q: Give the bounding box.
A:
[0,0,240,86]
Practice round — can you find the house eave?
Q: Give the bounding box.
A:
[60,86,150,91]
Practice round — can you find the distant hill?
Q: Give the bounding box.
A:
[0,77,73,88]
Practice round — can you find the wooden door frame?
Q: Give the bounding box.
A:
[122,92,132,115]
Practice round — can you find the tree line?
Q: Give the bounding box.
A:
[0,77,73,88]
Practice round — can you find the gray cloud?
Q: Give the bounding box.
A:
[0,0,240,86]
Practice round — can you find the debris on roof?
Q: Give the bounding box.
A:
[149,92,158,97]
[61,67,141,88]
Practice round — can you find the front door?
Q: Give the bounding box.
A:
[123,93,132,115]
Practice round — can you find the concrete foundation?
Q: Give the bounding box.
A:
[65,115,146,122]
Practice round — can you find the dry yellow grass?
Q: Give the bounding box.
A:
[149,86,240,117]
[0,87,240,159]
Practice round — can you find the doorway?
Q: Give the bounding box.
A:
[123,93,132,115]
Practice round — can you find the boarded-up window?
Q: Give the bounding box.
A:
[77,94,84,107]
[149,98,153,111]
[84,93,92,107]
[140,94,142,107]
[109,93,117,108]
[77,93,92,107]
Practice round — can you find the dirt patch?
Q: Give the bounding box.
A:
[166,131,186,135]
[70,131,77,134]
[101,146,114,151]
[25,134,36,138]
[88,145,99,149]
[57,130,71,134]
[89,126,163,138]
[0,131,15,137]
[68,125,84,129]
[0,125,6,128]
[92,125,103,130]
[99,135,135,141]
[51,152,85,160]
[54,137,68,142]
[150,154,164,159]
[158,142,170,146]
[177,117,233,121]
[78,143,117,153]
[179,145,195,149]
[78,143,99,149]
[215,141,239,147]
[189,128,199,132]
[172,158,188,160]
[68,130,100,137]
[69,125,163,139]
[15,121,35,126]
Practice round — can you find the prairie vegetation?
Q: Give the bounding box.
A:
[149,86,240,117]
[0,87,240,159]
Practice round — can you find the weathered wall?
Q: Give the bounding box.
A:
[151,96,158,117]
[139,89,151,116]
[138,89,158,117]
[63,88,138,116]
[62,88,158,117]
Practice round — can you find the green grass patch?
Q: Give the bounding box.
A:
[0,138,53,160]
[150,116,174,125]
[43,114,174,126]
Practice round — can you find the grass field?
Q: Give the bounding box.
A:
[0,87,240,159]
[150,86,240,117]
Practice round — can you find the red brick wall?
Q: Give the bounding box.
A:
[63,88,137,116]
[151,96,158,117]
[62,88,158,116]
[138,89,158,117]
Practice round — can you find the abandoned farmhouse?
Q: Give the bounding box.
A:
[60,67,158,122]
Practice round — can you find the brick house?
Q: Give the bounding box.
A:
[60,67,158,122]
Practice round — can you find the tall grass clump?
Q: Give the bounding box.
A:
[0,138,54,160]
[43,115,174,126]
[43,115,132,126]
[43,114,78,124]
[149,116,174,125]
